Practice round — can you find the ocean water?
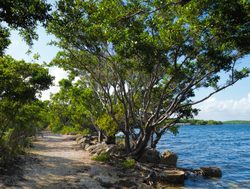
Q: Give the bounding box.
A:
[157,124,250,189]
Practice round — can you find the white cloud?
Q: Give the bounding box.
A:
[40,86,60,101]
[49,67,68,84]
[40,67,68,100]
[194,93,250,121]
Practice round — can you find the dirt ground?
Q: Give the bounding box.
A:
[0,132,143,189]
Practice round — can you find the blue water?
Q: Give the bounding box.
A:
[157,124,250,189]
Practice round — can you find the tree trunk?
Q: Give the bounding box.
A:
[150,131,155,149]
[129,127,152,158]
[124,132,131,153]
[152,131,164,149]
[98,130,103,142]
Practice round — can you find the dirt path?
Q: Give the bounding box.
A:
[2,132,123,189]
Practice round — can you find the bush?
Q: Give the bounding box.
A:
[92,152,110,162]
[121,158,136,169]
[51,125,91,135]
[0,56,52,166]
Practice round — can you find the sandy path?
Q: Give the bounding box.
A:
[7,132,120,189]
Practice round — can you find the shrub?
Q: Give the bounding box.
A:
[51,125,91,135]
[92,152,110,162]
[121,158,136,169]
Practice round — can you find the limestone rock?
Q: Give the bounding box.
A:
[158,169,185,185]
[200,167,222,178]
[138,148,161,164]
[86,143,109,155]
[86,144,99,152]
[78,137,91,149]
[84,144,90,150]
[160,150,178,167]
[90,136,98,145]
[78,137,88,144]
[93,144,108,155]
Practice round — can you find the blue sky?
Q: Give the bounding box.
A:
[6,27,250,121]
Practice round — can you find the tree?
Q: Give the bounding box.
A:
[48,78,96,134]
[0,0,52,164]
[0,0,51,55]
[0,56,53,163]
[48,0,250,157]
[49,77,118,142]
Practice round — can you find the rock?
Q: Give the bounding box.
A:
[80,142,87,149]
[86,143,109,155]
[86,144,99,152]
[90,136,98,145]
[138,148,161,164]
[158,169,185,185]
[78,137,88,144]
[160,150,178,167]
[200,167,222,178]
[84,144,90,150]
[93,144,108,155]
[105,145,123,156]
[78,137,91,149]
[105,144,115,153]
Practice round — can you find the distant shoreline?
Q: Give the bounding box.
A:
[177,120,250,126]
[223,120,250,124]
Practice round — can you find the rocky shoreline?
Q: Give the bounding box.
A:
[77,134,222,188]
[0,133,222,189]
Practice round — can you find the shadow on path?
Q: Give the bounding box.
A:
[1,132,119,189]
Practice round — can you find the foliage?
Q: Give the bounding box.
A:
[48,78,103,135]
[0,56,53,100]
[121,158,136,169]
[223,120,250,124]
[182,119,223,125]
[56,126,91,135]
[0,56,53,164]
[48,0,250,156]
[0,0,51,54]
[48,77,121,139]
[95,113,119,137]
[0,0,52,165]
[92,152,110,162]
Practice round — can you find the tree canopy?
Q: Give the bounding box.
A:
[48,78,99,134]
[0,0,53,164]
[0,56,53,163]
[0,0,51,55]
[47,0,250,156]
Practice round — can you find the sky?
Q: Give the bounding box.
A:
[6,27,250,121]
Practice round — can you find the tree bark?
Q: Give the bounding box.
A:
[98,130,103,142]
[129,127,153,158]
[124,132,131,153]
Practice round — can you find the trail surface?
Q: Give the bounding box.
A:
[2,132,121,189]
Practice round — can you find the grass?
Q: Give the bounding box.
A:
[121,158,136,169]
[92,152,110,162]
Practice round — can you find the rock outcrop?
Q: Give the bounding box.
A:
[158,169,185,185]
[138,148,161,164]
[200,167,222,178]
[75,135,222,187]
[160,150,178,167]
[77,135,98,150]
